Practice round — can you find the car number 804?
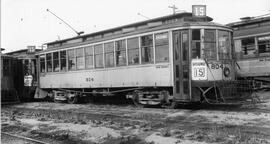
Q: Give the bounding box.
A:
[210,63,224,69]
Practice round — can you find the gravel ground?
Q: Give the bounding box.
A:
[1,91,270,144]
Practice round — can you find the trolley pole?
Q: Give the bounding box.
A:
[46,9,84,36]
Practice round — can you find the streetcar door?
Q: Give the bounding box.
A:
[172,30,191,101]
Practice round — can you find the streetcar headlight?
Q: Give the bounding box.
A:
[223,67,230,77]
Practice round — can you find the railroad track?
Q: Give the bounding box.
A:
[1,132,49,144]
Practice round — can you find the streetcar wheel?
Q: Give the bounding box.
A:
[164,101,178,109]
[132,94,144,108]
[68,96,78,104]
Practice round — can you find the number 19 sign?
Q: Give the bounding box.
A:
[191,59,207,80]
[192,5,206,17]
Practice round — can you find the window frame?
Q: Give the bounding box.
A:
[85,46,94,69]
[127,37,140,65]
[94,44,104,68]
[67,49,76,71]
[76,47,85,70]
[258,35,270,55]
[115,39,127,66]
[104,42,115,68]
[154,32,169,63]
[40,54,46,73]
[218,30,231,60]
[60,50,67,72]
[241,37,256,58]
[53,51,60,72]
[204,29,217,60]
[46,53,52,72]
[140,34,154,64]
[191,29,201,59]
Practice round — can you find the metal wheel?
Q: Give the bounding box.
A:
[163,100,178,109]
[67,96,78,104]
[131,92,145,108]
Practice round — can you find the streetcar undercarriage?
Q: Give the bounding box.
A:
[35,80,256,108]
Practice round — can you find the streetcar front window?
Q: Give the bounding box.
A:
[191,29,201,58]
[218,30,230,60]
[204,29,216,60]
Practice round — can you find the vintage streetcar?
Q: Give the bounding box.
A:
[227,16,270,89]
[33,8,246,107]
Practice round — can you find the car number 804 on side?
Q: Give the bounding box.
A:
[210,63,224,69]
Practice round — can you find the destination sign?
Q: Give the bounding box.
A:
[192,5,206,17]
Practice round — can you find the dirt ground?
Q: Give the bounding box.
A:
[1,91,270,144]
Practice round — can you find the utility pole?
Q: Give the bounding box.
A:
[168,5,178,15]
[46,9,84,36]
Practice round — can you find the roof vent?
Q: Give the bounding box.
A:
[240,17,254,21]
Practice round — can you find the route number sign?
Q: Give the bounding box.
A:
[192,59,207,80]
[192,5,206,17]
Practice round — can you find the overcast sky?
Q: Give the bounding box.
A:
[1,0,270,52]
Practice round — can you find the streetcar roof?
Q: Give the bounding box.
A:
[39,12,232,54]
[45,13,212,45]
[227,16,270,27]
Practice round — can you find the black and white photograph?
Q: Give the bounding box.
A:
[1,0,270,143]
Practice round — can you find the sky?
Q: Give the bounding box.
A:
[1,0,270,53]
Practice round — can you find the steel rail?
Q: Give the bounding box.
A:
[1,132,49,144]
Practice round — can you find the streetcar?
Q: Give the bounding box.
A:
[4,47,40,102]
[227,16,270,89]
[35,7,242,107]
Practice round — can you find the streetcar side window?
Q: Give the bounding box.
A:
[40,55,45,73]
[127,37,139,65]
[218,30,230,60]
[258,35,270,54]
[241,37,255,57]
[53,52,60,72]
[192,29,201,58]
[85,46,94,69]
[76,48,85,70]
[60,51,67,71]
[68,49,76,70]
[204,29,216,60]
[3,59,10,76]
[94,44,104,68]
[155,32,169,63]
[104,42,115,67]
[115,39,127,66]
[46,53,52,72]
[141,35,154,63]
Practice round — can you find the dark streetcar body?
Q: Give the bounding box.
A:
[1,54,19,103]
[4,49,39,102]
[34,12,245,107]
[228,16,270,89]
